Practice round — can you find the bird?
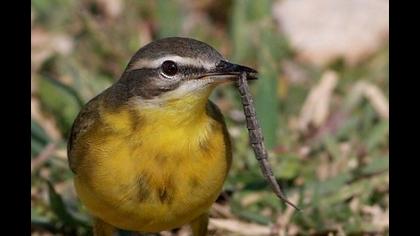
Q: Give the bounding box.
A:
[67,37,257,236]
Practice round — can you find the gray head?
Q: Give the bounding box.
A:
[119,37,257,102]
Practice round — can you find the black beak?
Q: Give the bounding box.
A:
[205,60,258,80]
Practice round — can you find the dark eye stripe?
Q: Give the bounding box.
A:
[127,65,208,77]
[177,65,207,76]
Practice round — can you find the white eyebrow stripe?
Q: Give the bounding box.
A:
[128,55,215,71]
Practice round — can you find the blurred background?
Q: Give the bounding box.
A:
[31,0,389,235]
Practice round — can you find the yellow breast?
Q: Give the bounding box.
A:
[73,96,231,232]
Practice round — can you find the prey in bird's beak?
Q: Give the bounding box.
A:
[197,60,258,82]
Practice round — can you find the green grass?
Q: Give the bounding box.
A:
[31,0,389,235]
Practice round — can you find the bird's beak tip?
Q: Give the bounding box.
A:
[215,60,258,80]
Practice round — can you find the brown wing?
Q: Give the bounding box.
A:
[206,100,232,162]
[67,82,129,174]
[67,94,102,174]
[68,80,134,174]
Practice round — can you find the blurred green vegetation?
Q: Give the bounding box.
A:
[31,0,388,235]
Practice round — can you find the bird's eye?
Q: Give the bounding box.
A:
[161,60,178,77]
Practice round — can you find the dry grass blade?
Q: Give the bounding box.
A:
[31,97,62,141]
[348,81,389,119]
[272,193,300,236]
[299,70,338,132]
[31,143,57,173]
[210,203,235,219]
[236,72,300,211]
[209,218,271,236]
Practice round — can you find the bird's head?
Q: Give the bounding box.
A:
[119,37,257,108]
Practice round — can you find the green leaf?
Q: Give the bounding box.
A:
[47,181,89,228]
[59,58,112,102]
[336,115,359,140]
[38,76,82,136]
[31,139,45,157]
[274,153,301,179]
[231,206,271,225]
[31,208,51,225]
[361,156,389,175]
[156,0,183,37]
[365,120,389,151]
[319,172,387,206]
[262,192,288,211]
[255,29,280,148]
[231,0,253,62]
[31,118,50,144]
[323,136,341,160]
[32,0,75,29]
[314,172,352,196]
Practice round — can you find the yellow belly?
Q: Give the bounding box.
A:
[73,102,231,232]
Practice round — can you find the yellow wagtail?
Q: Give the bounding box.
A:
[67,37,257,235]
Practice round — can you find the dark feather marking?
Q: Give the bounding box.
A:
[121,69,180,99]
[155,154,167,164]
[158,176,175,204]
[205,101,232,169]
[198,139,210,153]
[116,183,139,208]
[128,108,144,132]
[158,188,169,203]
[137,172,151,202]
[189,177,199,189]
